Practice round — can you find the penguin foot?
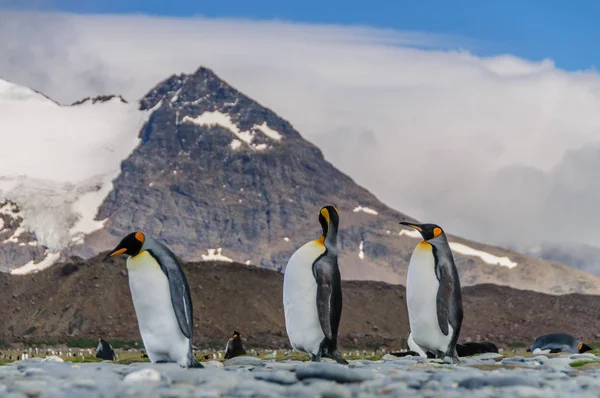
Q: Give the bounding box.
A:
[442,355,459,365]
[331,351,348,365]
[310,354,321,362]
[188,361,204,369]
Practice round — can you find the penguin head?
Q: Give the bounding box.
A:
[399,222,446,242]
[579,343,593,353]
[103,232,145,261]
[318,206,339,236]
[232,331,241,339]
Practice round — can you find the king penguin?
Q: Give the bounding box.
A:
[96,338,117,361]
[528,333,592,354]
[283,206,348,364]
[224,331,247,359]
[400,222,463,363]
[103,232,202,368]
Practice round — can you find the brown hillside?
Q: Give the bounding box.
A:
[2,255,600,349]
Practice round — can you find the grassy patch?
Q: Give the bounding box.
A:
[570,360,600,368]
[64,356,102,363]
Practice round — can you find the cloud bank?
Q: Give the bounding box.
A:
[2,11,600,255]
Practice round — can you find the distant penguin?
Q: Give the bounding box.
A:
[283,206,348,364]
[224,331,247,359]
[96,338,117,361]
[528,333,592,354]
[400,222,463,363]
[456,342,499,357]
[103,232,202,368]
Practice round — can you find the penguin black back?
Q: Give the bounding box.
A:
[224,331,246,359]
[96,338,116,361]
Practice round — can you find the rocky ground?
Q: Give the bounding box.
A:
[3,353,600,397]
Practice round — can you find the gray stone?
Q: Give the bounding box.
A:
[253,370,298,385]
[459,375,542,389]
[41,356,64,363]
[296,363,374,383]
[222,356,264,367]
[475,352,504,360]
[200,361,223,369]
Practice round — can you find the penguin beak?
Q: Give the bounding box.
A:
[399,221,423,232]
[102,247,127,262]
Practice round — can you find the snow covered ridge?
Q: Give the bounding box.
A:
[182,111,282,151]
[0,78,153,274]
[353,206,378,215]
[399,228,518,268]
[449,243,518,269]
[10,252,61,275]
[201,248,233,262]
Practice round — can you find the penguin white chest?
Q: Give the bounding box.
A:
[406,242,453,354]
[283,240,326,356]
[126,252,190,365]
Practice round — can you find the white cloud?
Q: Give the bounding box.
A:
[2,11,600,254]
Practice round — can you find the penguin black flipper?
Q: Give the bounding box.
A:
[433,245,463,360]
[433,248,463,335]
[313,254,335,341]
[146,245,194,339]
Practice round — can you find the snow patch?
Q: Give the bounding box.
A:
[230,139,242,150]
[182,111,282,150]
[399,229,422,239]
[284,237,290,242]
[10,251,61,275]
[449,242,518,268]
[358,241,365,260]
[3,226,25,244]
[254,143,268,151]
[353,206,378,215]
[0,79,152,251]
[399,226,517,268]
[201,248,233,262]
[254,122,282,141]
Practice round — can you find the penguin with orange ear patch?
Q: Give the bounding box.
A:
[400,222,463,363]
[224,331,246,359]
[103,232,202,368]
[283,206,348,364]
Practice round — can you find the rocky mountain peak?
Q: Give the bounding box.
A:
[71,95,128,106]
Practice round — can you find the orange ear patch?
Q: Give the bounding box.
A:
[135,232,145,243]
[316,235,325,247]
[579,343,583,351]
[320,208,330,223]
[433,227,442,238]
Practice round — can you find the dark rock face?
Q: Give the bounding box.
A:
[0,200,47,273]
[71,95,128,106]
[91,67,408,280]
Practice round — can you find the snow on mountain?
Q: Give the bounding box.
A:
[400,227,518,268]
[0,78,151,273]
[181,110,282,151]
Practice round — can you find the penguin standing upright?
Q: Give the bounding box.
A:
[224,331,246,359]
[283,206,348,364]
[96,338,117,361]
[400,222,463,363]
[103,232,202,368]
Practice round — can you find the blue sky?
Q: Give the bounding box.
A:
[7,0,600,71]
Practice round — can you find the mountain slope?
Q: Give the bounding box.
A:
[1,69,600,294]
[3,255,600,348]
